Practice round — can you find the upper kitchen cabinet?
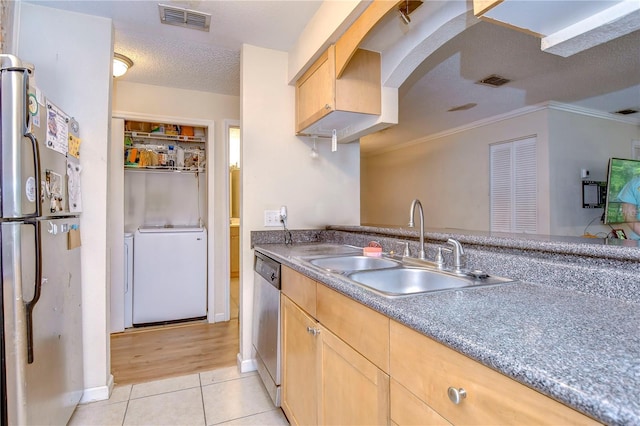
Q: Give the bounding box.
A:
[295,44,381,137]
[293,0,402,143]
[473,0,640,57]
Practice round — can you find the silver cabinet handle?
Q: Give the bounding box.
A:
[324,104,331,110]
[306,326,320,336]
[447,387,467,404]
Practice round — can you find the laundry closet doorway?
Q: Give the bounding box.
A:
[109,113,214,332]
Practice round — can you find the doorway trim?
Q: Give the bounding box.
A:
[223,119,240,322]
[111,110,218,323]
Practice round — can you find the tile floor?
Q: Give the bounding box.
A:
[69,366,289,426]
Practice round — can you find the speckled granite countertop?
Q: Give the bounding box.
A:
[253,241,640,425]
[329,225,640,261]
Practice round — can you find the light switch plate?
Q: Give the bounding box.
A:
[264,210,281,227]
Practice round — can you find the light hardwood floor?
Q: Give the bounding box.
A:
[111,279,240,385]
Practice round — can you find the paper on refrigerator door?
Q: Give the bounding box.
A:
[45,101,69,155]
[67,161,82,213]
[68,134,81,159]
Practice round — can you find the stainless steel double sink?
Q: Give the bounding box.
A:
[306,254,514,297]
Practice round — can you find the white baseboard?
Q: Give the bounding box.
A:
[214,312,228,322]
[80,374,114,404]
[236,353,257,373]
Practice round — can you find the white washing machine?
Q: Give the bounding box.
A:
[133,226,207,325]
[124,233,134,328]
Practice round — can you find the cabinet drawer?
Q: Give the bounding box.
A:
[281,266,317,317]
[316,283,389,373]
[391,379,451,426]
[390,321,599,425]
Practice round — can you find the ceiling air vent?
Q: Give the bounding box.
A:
[158,4,211,32]
[613,108,638,115]
[476,74,511,87]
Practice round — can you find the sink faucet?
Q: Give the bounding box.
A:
[408,199,426,260]
[446,238,465,273]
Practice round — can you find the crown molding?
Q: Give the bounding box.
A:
[364,101,639,158]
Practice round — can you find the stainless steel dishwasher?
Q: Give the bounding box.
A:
[252,251,281,406]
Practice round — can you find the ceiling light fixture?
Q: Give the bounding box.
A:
[113,53,133,78]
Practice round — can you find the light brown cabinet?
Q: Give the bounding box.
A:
[229,226,239,277]
[390,320,599,425]
[390,379,452,426]
[295,44,381,136]
[281,266,389,425]
[316,281,389,373]
[281,296,318,426]
[280,266,600,425]
[318,321,389,425]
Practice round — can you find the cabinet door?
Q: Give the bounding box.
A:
[281,296,319,426]
[229,226,239,277]
[295,46,336,132]
[390,379,451,426]
[319,324,389,425]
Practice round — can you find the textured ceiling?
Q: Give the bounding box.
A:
[24,0,640,154]
[27,0,323,95]
[360,21,640,154]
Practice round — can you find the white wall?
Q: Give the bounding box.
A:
[362,107,551,233]
[548,108,640,236]
[240,44,360,368]
[16,2,113,400]
[112,81,240,322]
[108,119,125,333]
[287,0,365,83]
[362,105,640,237]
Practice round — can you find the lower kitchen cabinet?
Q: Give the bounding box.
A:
[390,320,599,425]
[281,296,318,426]
[390,379,452,426]
[280,266,598,425]
[281,266,389,425]
[319,325,389,425]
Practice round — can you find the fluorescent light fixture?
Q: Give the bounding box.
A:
[113,53,133,78]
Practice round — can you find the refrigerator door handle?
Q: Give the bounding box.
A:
[24,132,41,219]
[22,69,41,219]
[21,68,31,133]
[24,219,42,363]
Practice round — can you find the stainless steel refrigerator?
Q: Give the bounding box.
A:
[1,54,84,425]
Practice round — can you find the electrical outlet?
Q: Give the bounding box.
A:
[264,210,281,227]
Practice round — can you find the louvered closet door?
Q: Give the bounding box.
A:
[632,140,640,160]
[490,137,537,233]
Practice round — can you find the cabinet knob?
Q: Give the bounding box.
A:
[447,387,467,405]
[324,104,331,110]
[306,326,320,336]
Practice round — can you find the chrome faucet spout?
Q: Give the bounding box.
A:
[409,199,426,260]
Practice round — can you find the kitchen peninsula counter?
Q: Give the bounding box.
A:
[252,228,639,425]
